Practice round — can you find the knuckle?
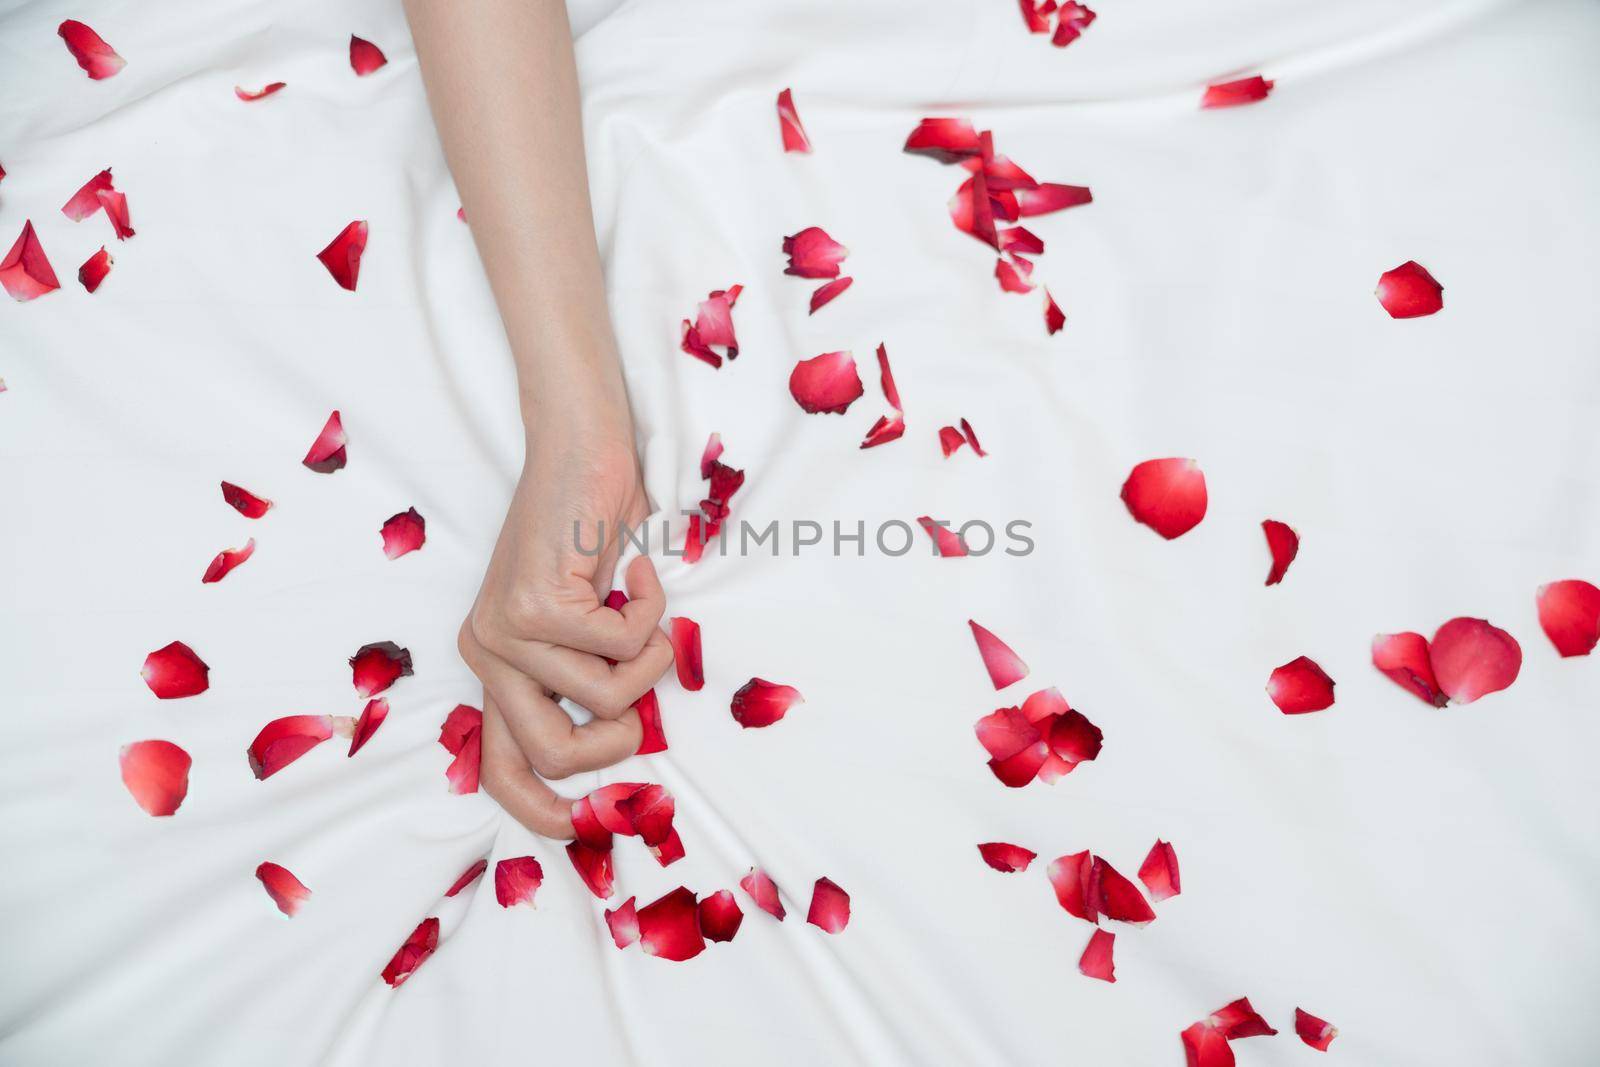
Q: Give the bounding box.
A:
[503,590,550,635]
[531,741,576,781]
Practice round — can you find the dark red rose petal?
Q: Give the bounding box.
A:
[1048,850,1094,923]
[0,221,61,302]
[777,88,812,153]
[349,35,387,76]
[1180,1023,1234,1067]
[96,189,134,240]
[789,350,864,414]
[1430,617,1521,704]
[1262,519,1299,585]
[860,343,906,449]
[62,169,114,221]
[221,481,273,518]
[302,410,348,473]
[1015,183,1093,216]
[918,516,968,557]
[638,886,706,961]
[1091,856,1156,925]
[348,697,389,756]
[350,641,413,698]
[316,220,368,291]
[978,842,1037,873]
[1266,655,1336,714]
[806,877,850,933]
[141,641,210,699]
[1538,579,1600,657]
[634,689,668,755]
[700,433,725,479]
[439,704,483,794]
[968,619,1029,689]
[1047,707,1103,770]
[202,538,256,584]
[680,286,742,367]
[59,20,125,80]
[1294,1008,1338,1051]
[1121,458,1207,539]
[1210,997,1278,1039]
[381,917,439,988]
[1052,2,1097,47]
[236,82,287,101]
[730,677,803,728]
[605,897,640,948]
[903,118,983,162]
[1078,928,1115,981]
[494,856,544,908]
[380,507,426,559]
[248,715,340,780]
[445,858,486,897]
[741,868,786,919]
[1201,75,1274,109]
[566,841,615,899]
[1137,840,1181,902]
[959,419,986,456]
[783,226,848,279]
[1371,631,1447,706]
[668,617,704,691]
[1375,260,1443,319]
[809,276,852,314]
[698,889,744,943]
[119,740,191,816]
[78,246,112,292]
[1044,289,1066,334]
[256,862,311,917]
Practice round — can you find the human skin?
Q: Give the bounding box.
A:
[405,0,673,837]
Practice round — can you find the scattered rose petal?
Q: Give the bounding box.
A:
[680,286,742,367]
[650,828,685,867]
[349,35,387,76]
[1046,706,1103,771]
[350,641,413,698]
[968,620,1029,689]
[976,705,1049,787]
[1018,0,1053,33]
[119,740,191,816]
[1209,998,1278,1040]
[1137,840,1181,902]
[1044,289,1065,334]
[566,841,615,899]
[809,276,852,313]
[348,697,389,756]
[1537,579,1600,657]
[806,877,850,933]
[0,221,61,302]
[1015,183,1093,216]
[302,410,347,472]
[668,617,704,691]
[903,118,983,162]
[381,917,439,988]
[439,704,483,794]
[1180,1022,1234,1067]
[380,507,426,559]
[789,350,864,414]
[730,677,803,728]
[939,426,968,457]
[1091,856,1156,925]
[78,246,112,292]
[1430,617,1521,704]
[96,189,134,240]
[783,226,848,279]
[638,886,706,961]
[62,170,114,221]
[1375,260,1443,319]
[1048,851,1095,922]
[202,538,256,584]
[996,256,1035,293]
[978,842,1037,873]
[1262,519,1299,585]
[494,856,544,908]
[1295,1008,1338,1051]
[1121,458,1207,539]
[445,859,487,897]
[316,220,368,291]
[236,82,286,101]
[59,20,125,80]
[959,419,986,456]
[1201,75,1274,109]
[256,862,311,917]
[918,516,968,557]
[698,890,744,943]
[1052,2,1097,47]
[1078,928,1115,981]
[860,343,906,449]
[221,483,273,520]
[1267,656,1336,714]
[1371,631,1447,706]
[141,641,210,699]
[605,897,640,947]
[741,868,785,919]
[248,715,341,779]
[634,689,668,755]
[777,88,812,153]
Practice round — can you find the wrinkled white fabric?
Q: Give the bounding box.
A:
[2,0,1598,1064]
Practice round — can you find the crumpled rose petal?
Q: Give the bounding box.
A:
[316,220,368,291]
[1137,840,1181,902]
[96,189,134,240]
[1121,458,1207,539]
[248,715,340,780]
[618,783,676,848]
[806,877,850,933]
[783,226,848,279]
[494,856,544,908]
[680,286,742,367]
[1537,579,1600,657]
[381,917,439,988]
[1209,998,1278,1039]
[236,82,286,101]
[668,617,704,691]
[348,697,389,756]
[202,538,256,584]
[698,889,744,943]
[1091,856,1156,925]
[78,246,112,292]
[1078,928,1115,982]
[1015,183,1093,216]
[566,841,615,899]
[1294,1008,1338,1051]
[59,20,125,80]
[256,862,311,917]
[776,88,812,153]
[1430,617,1521,704]
[1,221,61,302]
[1044,289,1066,334]
[1262,519,1299,585]
[62,170,115,221]
[1052,2,1097,47]
[1201,75,1274,109]
[968,620,1029,689]
[1267,656,1336,714]
[141,641,210,699]
[638,886,706,961]
[918,516,968,557]
[1371,631,1447,706]
[730,677,803,728]
[741,868,786,919]
[302,410,347,473]
[119,740,191,816]
[860,343,906,449]
[349,35,387,76]
[439,704,483,794]
[606,897,640,947]
[789,350,864,414]
[809,276,853,314]
[978,842,1037,873]
[221,481,273,518]
[350,641,413,698]
[1375,260,1443,319]
[903,117,983,162]
[380,507,426,559]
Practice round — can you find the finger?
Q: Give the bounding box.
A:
[543,555,668,661]
[479,695,575,839]
[483,660,643,775]
[507,627,673,720]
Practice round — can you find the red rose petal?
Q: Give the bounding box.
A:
[585,782,649,836]
[349,35,387,76]
[141,640,210,699]
[740,868,786,919]
[783,226,848,279]
[809,276,853,314]
[1375,260,1443,319]
[58,20,125,80]
[637,886,706,961]
[975,706,1048,787]
[248,715,341,780]
[96,189,134,240]
[903,118,984,162]
[1294,1008,1338,1051]
[1262,519,1299,585]
[202,538,256,584]
[566,841,615,899]
[618,784,676,847]
[680,285,742,367]
[316,220,368,291]
[996,256,1035,293]
[1371,634,1442,708]
[698,889,744,943]
[668,617,704,691]
[221,481,273,518]
[634,689,668,755]
[949,173,1000,248]
[776,88,812,153]
[730,677,803,728]
[1044,289,1066,334]
[1181,1023,1234,1067]
[806,877,850,933]
[1046,707,1103,770]
[256,862,311,917]
[1091,856,1156,925]
[1048,850,1095,923]
[1201,75,1274,109]
[1537,579,1600,657]
[380,507,426,559]
[0,221,61,302]
[1267,656,1336,714]
[605,897,640,948]
[439,704,483,794]
[119,740,191,816]
[918,516,968,557]
[977,842,1037,873]
[1210,997,1278,1039]
[959,418,986,456]
[1018,0,1053,33]
[348,697,389,756]
[445,858,487,897]
[1078,928,1115,982]
[789,350,864,414]
[1051,2,1097,47]
[1002,227,1045,256]
[236,82,287,101]
[78,246,112,293]
[968,619,1029,689]
[62,169,114,221]
[939,426,968,457]
[494,856,544,908]
[1015,183,1093,216]
[649,827,686,867]
[1430,617,1521,704]
[350,641,413,698]
[302,410,348,473]
[860,343,906,449]
[381,917,439,988]
[1121,458,1207,539]
[1137,840,1181,902]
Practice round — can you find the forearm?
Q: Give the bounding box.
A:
[404,0,629,433]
